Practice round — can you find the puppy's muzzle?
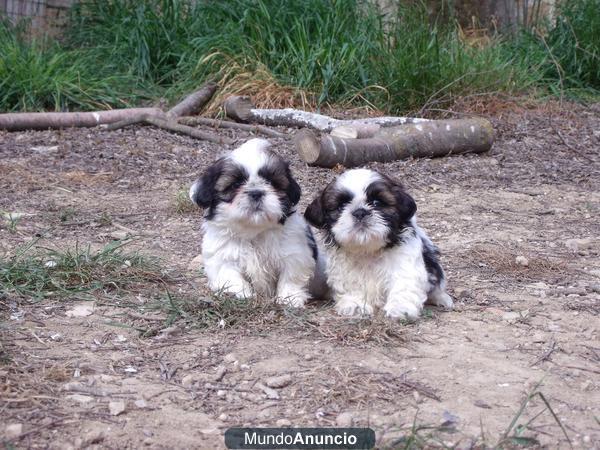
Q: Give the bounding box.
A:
[352,208,371,221]
[247,190,265,202]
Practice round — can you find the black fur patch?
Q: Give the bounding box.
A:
[191,159,249,221]
[305,183,354,248]
[305,225,318,261]
[258,156,301,224]
[422,239,444,285]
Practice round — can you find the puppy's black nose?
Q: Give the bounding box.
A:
[352,208,371,220]
[247,190,264,201]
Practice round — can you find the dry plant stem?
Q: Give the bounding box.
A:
[224,95,428,132]
[0,108,166,131]
[166,82,218,119]
[177,116,286,138]
[104,115,233,144]
[295,118,494,168]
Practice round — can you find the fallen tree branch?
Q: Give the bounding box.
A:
[104,114,233,144]
[166,82,217,119]
[0,108,165,131]
[177,116,286,138]
[0,82,217,136]
[294,118,494,167]
[224,95,428,132]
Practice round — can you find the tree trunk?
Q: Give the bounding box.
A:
[295,118,494,168]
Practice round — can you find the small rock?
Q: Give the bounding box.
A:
[336,412,354,427]
[135,399,148,409]
[214,366,227,382]
[581,380,593,391]
[5,423,23,439]
[202,350,210,358]
[276,419,292,427]
[188,254,204,273]
[217,390,227,398]
[565,238,595,252]
[502,311,521,323]
[182,374,196,388]
[304,354,313,361]
[474,400,492,409]
[66,394,94,404]
[142,429,153,437]
[255,383,280,400]
[265,374,293,389]
[65,302,95,318]
[223,353,238,363]
[110,230,129,240]
[515,255,529,267]
[155,326,181,340]
[412,390,422,404]
[583,435,591,444]
[109,401,126,416]
[31,145,59,154]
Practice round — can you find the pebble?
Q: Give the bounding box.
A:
[304,354,313,361]
[217,390,227,398]
[515,255,529,267]
[66,394,94,404]
[276,419,292,427]
[187,254,204,274]
[109,400,126,416]
[218,413,229,421]
[223,353,238,363]
[5,423,23,439]
[336,412,354,427]
[412,391,422,404]
[135,399,148,409]
[502,312,521,323]
[265,374,293,389]
[182,374,196,388]
[256,383,280,400]
[214,366,227,382]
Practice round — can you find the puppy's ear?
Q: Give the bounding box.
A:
[304,194,325,228]
[285,164,301,206]
[388,177,417,221]
[189,160,224,208]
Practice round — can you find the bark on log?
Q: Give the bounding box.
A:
[295,118,494,168]
[0,108,166,131]
[330,123,381,139]
[177,116,286,138]
[223,95,428,132]
[166,82,217,119]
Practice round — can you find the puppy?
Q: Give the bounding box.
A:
[189,138,321,307]
[304,168,452,319]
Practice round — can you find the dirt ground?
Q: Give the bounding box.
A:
[1,102,599,449]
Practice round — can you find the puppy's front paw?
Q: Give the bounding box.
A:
[384,300,421,321]
[427,288,454,309]
[276,287,308,308]
[335,296,373,317]
[219,279,254,299]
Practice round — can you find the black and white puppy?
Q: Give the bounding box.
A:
[304,168,452,320]
[189,138,322,307]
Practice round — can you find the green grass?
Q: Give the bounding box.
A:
[0,239,166,301]
[0,18,146,111]
[0,0,599,113]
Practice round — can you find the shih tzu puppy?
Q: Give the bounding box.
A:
[304,168,453,320]
[189,138,325,307]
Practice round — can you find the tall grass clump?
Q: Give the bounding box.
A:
[546,0,600,90]
[0,18,144,111]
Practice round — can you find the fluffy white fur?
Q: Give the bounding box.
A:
[308,168,452,320]
[189,138,317,307]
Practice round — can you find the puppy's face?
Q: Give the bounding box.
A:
[305,169,416,252]
[189,139,301,228]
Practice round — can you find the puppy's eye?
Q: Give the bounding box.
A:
[371,198,387,208]
[226,180,244,191]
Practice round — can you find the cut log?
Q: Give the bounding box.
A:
[223,95,428,132]
[166,82,217,119]
[295,118,494,168]
[0,108,165,132]
[330,123,381,139]
[177,116,286,138]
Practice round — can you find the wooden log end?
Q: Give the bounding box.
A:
[223,96,255,122]
[294,129,321,164]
